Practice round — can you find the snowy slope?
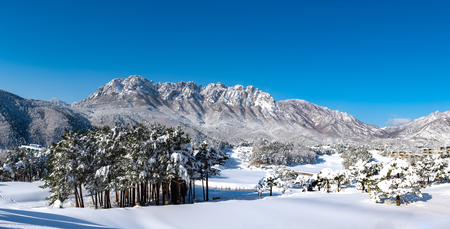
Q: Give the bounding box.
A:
[0,90,90,149]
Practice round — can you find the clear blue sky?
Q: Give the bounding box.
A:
[1,0,450,127]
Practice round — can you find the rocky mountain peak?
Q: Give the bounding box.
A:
[49,97,69,107]
[79,76,278,112]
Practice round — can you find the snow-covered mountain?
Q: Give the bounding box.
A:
[3,75,450,148]
[385,111,450,143]
[49,97,69,107]
[74,75,387,144]
[0,90,90,149]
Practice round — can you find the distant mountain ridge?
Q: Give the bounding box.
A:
[75,75,387,144]
[2,75,450,148]
[0,90,90,149]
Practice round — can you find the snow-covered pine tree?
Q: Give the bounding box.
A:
[261,170,278,196]
[369,158,422,206]
[333,169,348,192]
[414,155,433,188]
[166,126,194,204]
[316,168,334,193]
[42,129,87,207]
[341,147,372,169]
[151,124,174,205]
[4,148,25,181]
[195,140,227,201]
[276,169,297,194]
[115,122,151,207]
[430,154,447,184]
[349,160,380,193]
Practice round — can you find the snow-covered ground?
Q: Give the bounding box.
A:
[1,148,450,228]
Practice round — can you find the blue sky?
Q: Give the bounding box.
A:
[1,0,450,127]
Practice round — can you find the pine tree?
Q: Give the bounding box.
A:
[369,158,422,206]
[195,141,228,201]
[414,155,433,188]
[42,129,87,207]
[316,168,334,193]
[349,160,380,192]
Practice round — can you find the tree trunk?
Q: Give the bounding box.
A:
[165,180,169,205]
[188,180,191,203]
[74,185,79,208]
[136,184,140,206]
[202,179,205,201]
[206,174,209,201]
[176,178,180,204]
[270,185,273,196]
[92,192,97,209]
[95,193,98,209]
[155,182,160,206]
[396,195,400,206]
[79,185,84,208]
[105,191,110,209]
[361,182,365,193]
[326,180,330,193]
[133,186,137,206]
[121,190,125,208]
[100,192,103,207]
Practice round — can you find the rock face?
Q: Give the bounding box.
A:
[0,90,90,149]
[75,75,388,144]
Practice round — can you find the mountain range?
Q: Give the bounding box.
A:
[1,75,449,149]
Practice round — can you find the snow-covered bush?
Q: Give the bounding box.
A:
[294,175,314,192]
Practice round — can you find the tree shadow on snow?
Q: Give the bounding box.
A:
[406,193,432,203]
[378,193,432,205]
[0,208,117,229]
[221,154,241,169]
[313,157,326,165]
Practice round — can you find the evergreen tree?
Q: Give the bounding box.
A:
[369,158,422,206]
[195,141,227,201]
[349,160,380,192]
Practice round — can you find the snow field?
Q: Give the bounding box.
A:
[1,147,450,228]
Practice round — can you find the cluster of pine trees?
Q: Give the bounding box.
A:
[12,122,227,209]
[255,148,449,207]
[251,140,317,166]
[316,154,450,206]
[0,147,50,182]
[340,146,372,169]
